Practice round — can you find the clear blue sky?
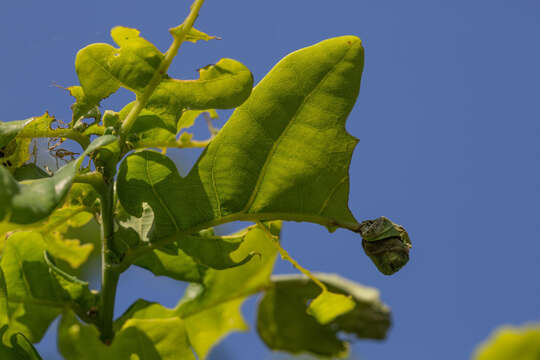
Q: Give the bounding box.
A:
[1,1,540,359]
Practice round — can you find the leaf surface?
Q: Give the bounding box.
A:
[0,326,43,360]
[0,135,115,224]
[257,273,391,358]
[76,27,163,101]
[0,232,98,342]
[473,325,540,360]
[118,36,364,236]
[113,222,280,360]
[58,311,195,360]
[123,58,252,149]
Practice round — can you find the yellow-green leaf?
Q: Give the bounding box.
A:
[473,325,540,360]
[117,36,364,240]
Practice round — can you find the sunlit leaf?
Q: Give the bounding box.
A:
[473,325,540,360]
[123,58,252,149]
[68,86,101,124]
[76,27,163,101]
[175,26,220,43]
[118,36,364,238]
[58,310,195,360]
[307,290,356,325]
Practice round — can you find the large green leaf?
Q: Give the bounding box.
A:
[117,36,364,238]
[0,232,98,342]
[0,135,116,224]
[257,273,391,358]
[473,325,540,360]
[58,311,195,360]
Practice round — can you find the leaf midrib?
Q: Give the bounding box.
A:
[241,48,351,214]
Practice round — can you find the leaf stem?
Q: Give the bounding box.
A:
[120,0,206,140]
[255,221,328,293]
[98,182,120,344]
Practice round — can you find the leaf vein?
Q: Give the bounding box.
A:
[242,50,350,213]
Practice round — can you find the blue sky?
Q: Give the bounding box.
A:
[1,0,540,359]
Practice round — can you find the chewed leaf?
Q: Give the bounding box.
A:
[257,273,391,358]
[75,26,164,101]
[68,86,100,123]
[307,291,356,325]
[473,325,540,360]
[118,36,364,237]
[42,233,93,269]
[177,109,217,133]
[0,135,115,224]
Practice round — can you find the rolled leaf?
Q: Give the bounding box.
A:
[359,216,411,275]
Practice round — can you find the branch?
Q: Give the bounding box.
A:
[120,0,206,140]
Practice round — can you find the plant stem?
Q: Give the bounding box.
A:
[120,0,206,140]
[98,182,120,344]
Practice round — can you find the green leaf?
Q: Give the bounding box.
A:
[13,164,50,182]
[0,326,43,360]
[75,27,164,101]
[67,86,101,124]
[0,232,98,342]
[0,135,116,224]
[0,120,32,149]
[257,273,391,358]
[1,204,95,268]
[175,26,220,43]
[115,222,280,359]
[133,245,206,283]
[473,325,540,360]
[178,221,280,317]
[117,36,364,238]
[307,290,356,325]
[0,135,31,171]
[123,220,261,282]
[177,109,218,133]
[17,113,90,148]
[123,58,252,149]
[178,228,259,270]
[58,310,195,360]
